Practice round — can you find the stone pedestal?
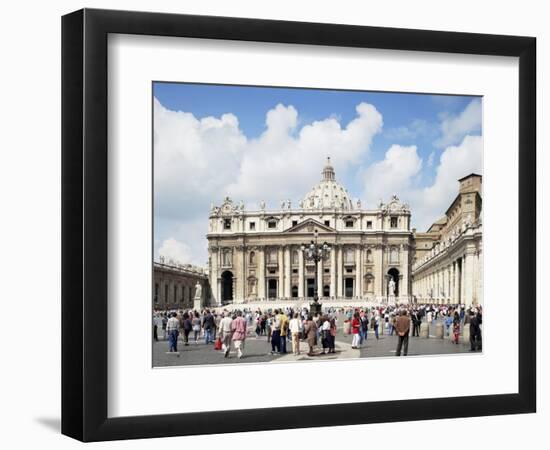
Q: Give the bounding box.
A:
[435,322,444,339]
[309,301,322,316]
[420,322,429,338]
[193,295,202,311]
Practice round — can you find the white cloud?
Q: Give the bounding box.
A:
[158,238,193,265]
[361,135,482,231]
[434,99,482,148]
[155,99,383,263]
[414,135,483,229]
[225,102,383,206]
[362,144,423,206]
[153,98,247,221]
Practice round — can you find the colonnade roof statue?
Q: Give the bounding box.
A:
[301,157,354,210]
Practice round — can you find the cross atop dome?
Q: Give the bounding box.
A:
[322,156,336,181]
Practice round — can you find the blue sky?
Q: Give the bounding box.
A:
[153,82,482,266]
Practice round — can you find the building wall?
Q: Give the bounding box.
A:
[411,174,483,307]
[153,262,211,310]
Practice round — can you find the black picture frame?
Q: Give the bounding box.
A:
[61,8,536,442]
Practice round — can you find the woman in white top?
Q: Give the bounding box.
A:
[289,313,302,355]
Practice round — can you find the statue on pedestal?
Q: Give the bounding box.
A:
[388,277,395,297]
[193,281,203,310]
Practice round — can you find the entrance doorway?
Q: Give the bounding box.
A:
[387,268,400,297]
[323,285,330,297]
[267,279,278,299]
[221,271,233,304]
[344,278,354,298]
[306,278,315,297]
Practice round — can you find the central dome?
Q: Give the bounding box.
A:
[302,157,354,210]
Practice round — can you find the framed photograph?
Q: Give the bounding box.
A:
[62,8,536,442]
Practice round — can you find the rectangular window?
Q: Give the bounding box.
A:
[324,268,330,274]
[174,285,177,303]
[249,222,256,230]
[268,221,276,229]
[345,220,354,228]
[324,220,330,227]
[292,268,298,274]
[164,284,169,303]
[224,218,231,230]
[346,268,353,273]
[390,217,398,228]
[269,269,276,274]
[154,283,159,303]
[367,221,372,229]
[292,220,298,227]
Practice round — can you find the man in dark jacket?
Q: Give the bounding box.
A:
[395,310,411,356]
[202,309,215,344]
[411,310,420,337]
[469,309,482,351]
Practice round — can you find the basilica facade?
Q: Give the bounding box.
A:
[206,159,413,306]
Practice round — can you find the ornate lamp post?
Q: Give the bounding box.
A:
[301,229,331,315]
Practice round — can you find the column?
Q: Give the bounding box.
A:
[298,249,304,298]
[317,257,323,297]
[375,245,384,297]
[337,245,343,297]
[258,247,265,299]
[355,245,362,298]
[454,261,459,303]
[278,246,284,298]
[330,244,336,297]
[236,246,245,302]
[210,248,219,304]
[447,264,453,301]
[401,244,409,297]
[464,251,474,306]
[460,256,466,304]
[284,246,291,298]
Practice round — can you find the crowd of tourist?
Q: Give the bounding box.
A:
[153,303,482,360]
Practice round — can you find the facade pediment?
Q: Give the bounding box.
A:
[284,219,334,233]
